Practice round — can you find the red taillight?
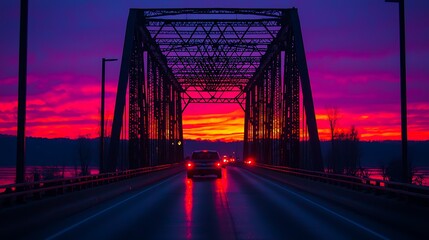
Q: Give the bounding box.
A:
[223,159,227,163]
[216,162,221,167]
[246,157,254,165]
[187,162,193,168]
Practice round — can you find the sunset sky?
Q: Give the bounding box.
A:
[0,0,428,141]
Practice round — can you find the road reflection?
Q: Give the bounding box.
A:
[216,168,228,194]
[185,178,193,239]
[184,169,231,239]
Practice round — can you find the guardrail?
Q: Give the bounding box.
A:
[0,163,182,205]
[244,162,429,204]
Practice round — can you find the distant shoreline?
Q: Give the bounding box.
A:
[1,134,428,168]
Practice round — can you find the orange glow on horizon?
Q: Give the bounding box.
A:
[182,109,244,142]
[1,101,428,141]
[182,106,429,141]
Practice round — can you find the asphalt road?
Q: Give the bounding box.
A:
[21,166,427,239]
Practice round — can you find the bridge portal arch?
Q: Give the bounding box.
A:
[107,8,323,172]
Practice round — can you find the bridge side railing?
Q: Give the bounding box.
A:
[0,163,182,205]
[245,162,429,203]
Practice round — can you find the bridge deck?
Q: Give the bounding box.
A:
[1,166,427,239]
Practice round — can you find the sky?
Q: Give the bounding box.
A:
[0,0,428,142]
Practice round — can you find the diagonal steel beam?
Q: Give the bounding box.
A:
[244,25,288,91]
[140,24,183,91]
[288,9,323,171]
[107,9,138,172]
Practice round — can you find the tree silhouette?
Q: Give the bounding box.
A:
[77,135,91,176]
[326,107,361,174]
[326,107,339,172]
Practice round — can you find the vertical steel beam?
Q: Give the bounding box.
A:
[138,63,144,168]
[169,86,175,163]
[267,57,277,165]
[108,9,138,172]
[243,92,250,161]
[16,0,28,184]
[128,29,147,169]
[101,59,105,172]
[285,36,296,167]
[148,56,155,166]
[292,51,300,168]
[282,48,289,167]
[101,58,117,172]
[156,68,162,164]
[151,58,158,166]
[260,72,264,163]
[177,92,184,162]
[128,34,140,169]
[289,9,323,171]
[161,76,168,164]
[398,0,408,183]
[284,30,301,168]
[273,54,282,166]
[252,86,259,161]
[256,80,261,163]
[140,51,148,167]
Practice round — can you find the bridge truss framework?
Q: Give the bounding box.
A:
[107,8,323,171]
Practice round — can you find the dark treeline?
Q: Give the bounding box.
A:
[0,134,428,168]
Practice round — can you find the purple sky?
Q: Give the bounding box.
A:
[0,0,428,140]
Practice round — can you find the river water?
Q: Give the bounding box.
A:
[0,166,99,187]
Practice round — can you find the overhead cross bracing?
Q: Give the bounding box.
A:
[144,9,283,109]
[107,8,323,172]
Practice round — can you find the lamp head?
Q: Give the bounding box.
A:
[103,58,118,62]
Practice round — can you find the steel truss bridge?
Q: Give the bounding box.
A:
[106,8,323,172]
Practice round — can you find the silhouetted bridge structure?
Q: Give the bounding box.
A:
[2,8,428,239]
[106,8,322,172]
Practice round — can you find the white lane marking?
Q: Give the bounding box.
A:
[46,174,180,240]
[246,170,389,240]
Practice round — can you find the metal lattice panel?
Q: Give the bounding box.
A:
[143,9,282,106]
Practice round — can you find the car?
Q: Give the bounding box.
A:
[186,150,222,179]
[221,155,229,167]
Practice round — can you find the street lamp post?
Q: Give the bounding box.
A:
[101,58,117,173]
[386,0,408,182]
[16,0,28,184]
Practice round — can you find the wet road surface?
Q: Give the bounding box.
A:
[25,166,427,239]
